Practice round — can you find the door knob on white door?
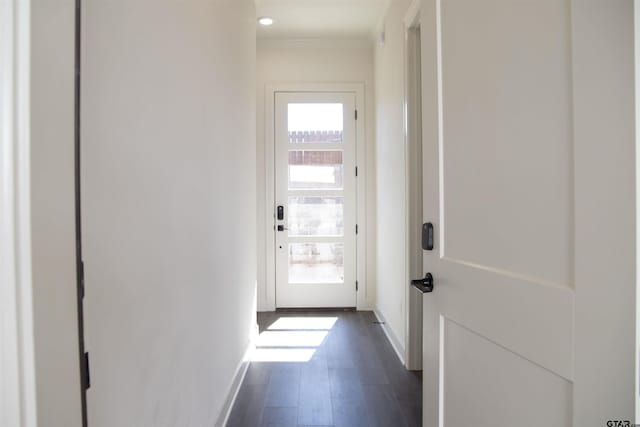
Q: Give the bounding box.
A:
[411,273,434,293]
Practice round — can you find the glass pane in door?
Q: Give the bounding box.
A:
[288,243,344,284]
[288,150,344,189]
[288,196,344,237]
[288,103,343,143]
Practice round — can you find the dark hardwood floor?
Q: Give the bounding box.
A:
[227,311,422,427]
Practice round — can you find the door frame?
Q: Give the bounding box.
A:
[403,0,423,371]
[264,83,368,310]
[0,0,38,425]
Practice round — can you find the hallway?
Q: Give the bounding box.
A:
[3,1,636,426]
[227,311,421,427]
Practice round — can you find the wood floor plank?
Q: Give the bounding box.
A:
[300,354,329,385]
[356,365,389,385]
[298,380,333,426]
[361,384,408,427]
[331,399,370,427]
[328,368,365,404]
[266,376,300,408]
[397,400,422,427]
[265,363,301,408]
[260,407,298,427]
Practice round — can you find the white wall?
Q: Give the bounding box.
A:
[81,1,257,425]
[256,39,376,310]
[374,0,411,352]
[31,0,83,425]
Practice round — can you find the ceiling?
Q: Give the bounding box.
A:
[255,0,390,40]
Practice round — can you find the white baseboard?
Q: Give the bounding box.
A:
[373,308,406,366]
[214,339,255,427]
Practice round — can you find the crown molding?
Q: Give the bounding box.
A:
[257,37,374,50]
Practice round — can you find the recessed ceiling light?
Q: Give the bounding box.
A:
[258,17,274,26]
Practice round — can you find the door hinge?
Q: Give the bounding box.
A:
[84,352,91,390]
[355,166,358,177]
[355,224,359,235]
[355,109,358,120]
[356,280,359,291]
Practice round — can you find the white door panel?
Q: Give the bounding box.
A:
[434,262,574,379]
[443,319,573,427]
[421,0,635,425]
[439,0,573,288]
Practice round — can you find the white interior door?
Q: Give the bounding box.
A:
[421,1,636,426]
[274,92,357,308]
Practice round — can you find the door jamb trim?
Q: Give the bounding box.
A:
[403,0,423,371]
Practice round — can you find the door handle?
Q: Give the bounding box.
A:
[411,273,434,293]
[277,225,288,231]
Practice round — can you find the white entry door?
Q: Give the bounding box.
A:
[420,1,635,426]
[274,92,357,308]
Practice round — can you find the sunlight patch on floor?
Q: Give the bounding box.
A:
[267,316,338,331]
[250,316,338,363]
